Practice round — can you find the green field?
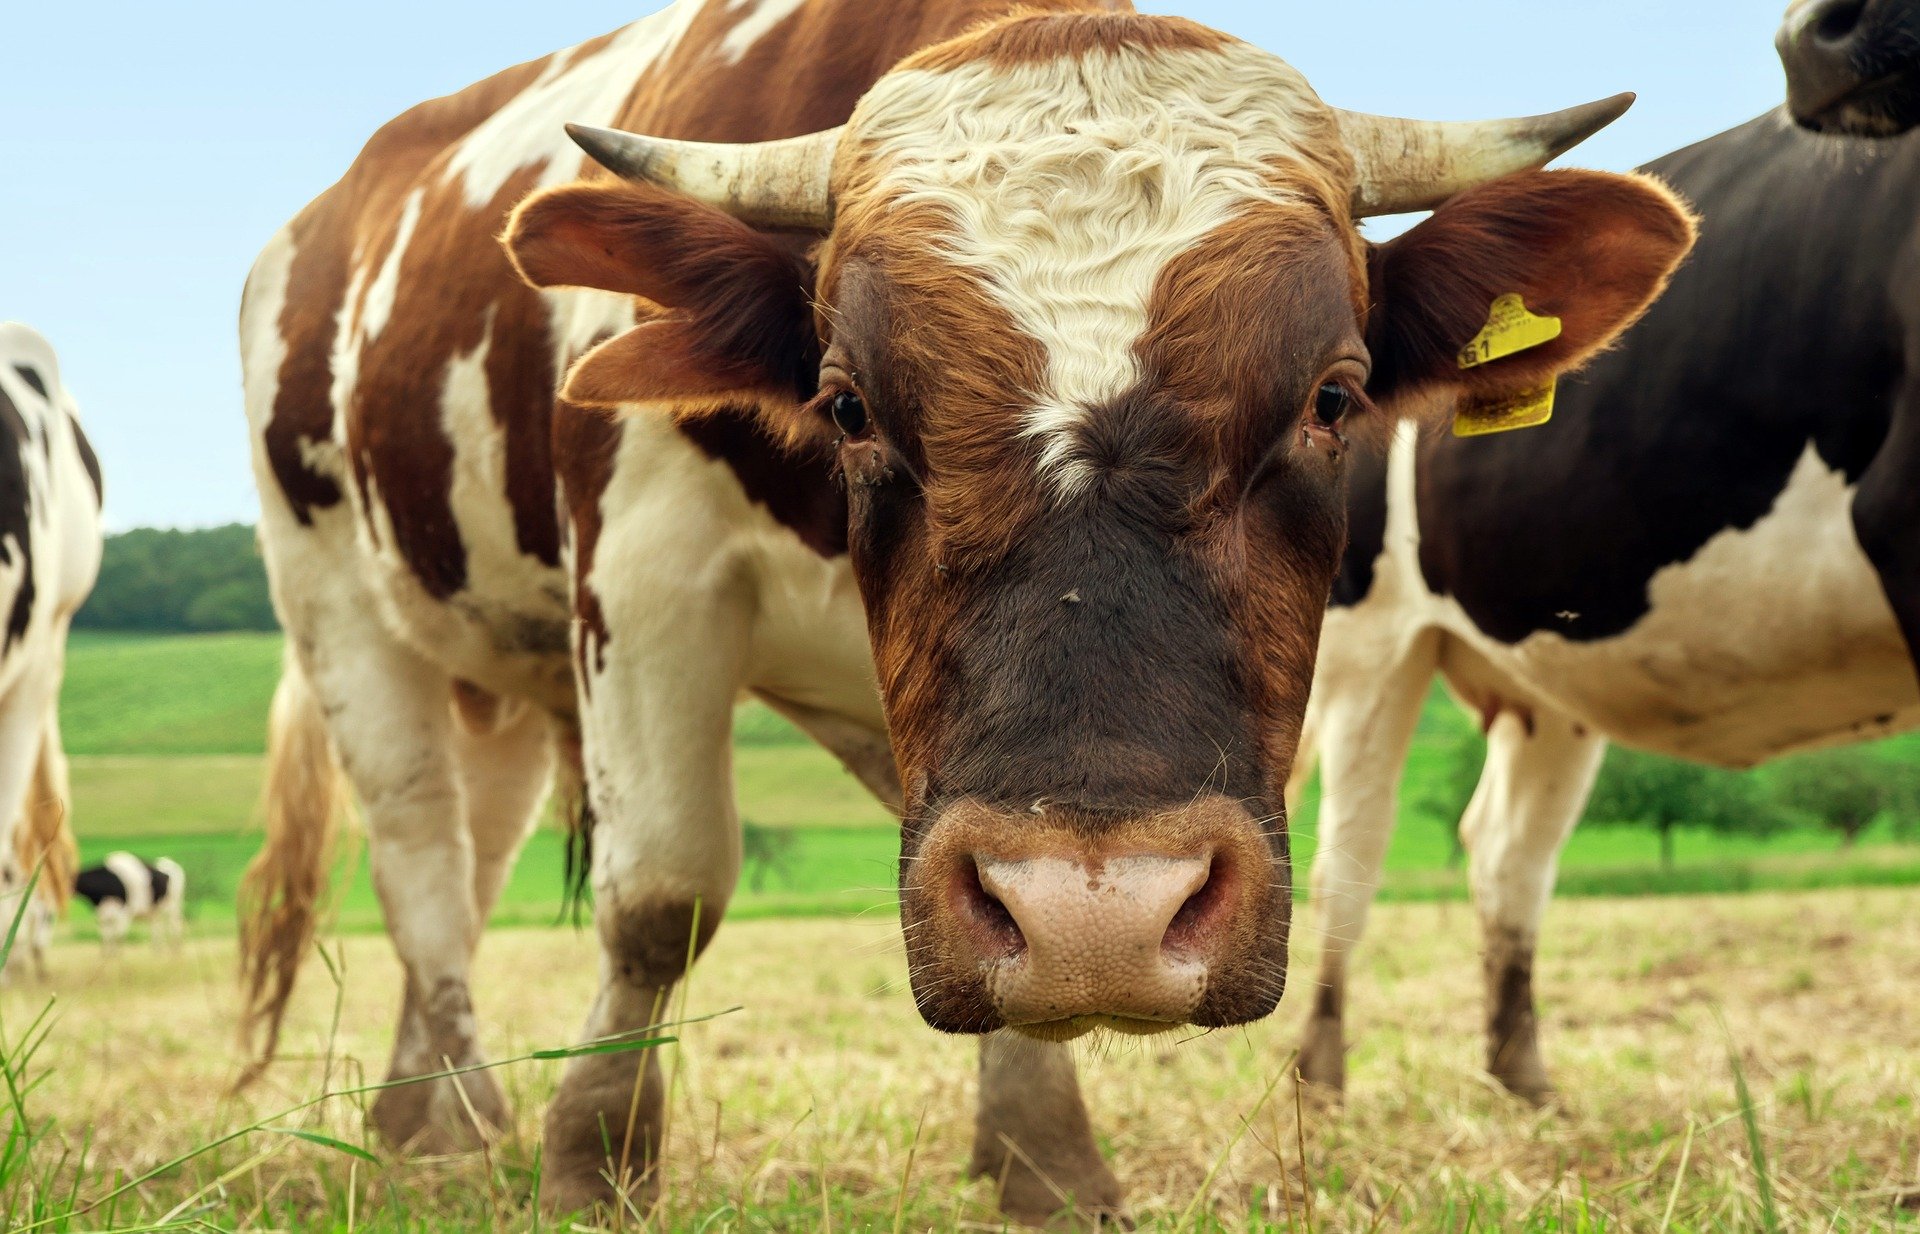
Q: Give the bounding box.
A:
[56,632,1920,936]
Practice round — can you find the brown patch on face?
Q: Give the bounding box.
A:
[1139,205,1368,795]
[266,53,554,530]
[904,8,1225,73]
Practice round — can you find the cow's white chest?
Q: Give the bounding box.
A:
[1444,444,1920,765]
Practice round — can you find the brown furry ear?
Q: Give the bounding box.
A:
[1367,169,1698,418]
[564,320,794,417]
[505,179,826,443]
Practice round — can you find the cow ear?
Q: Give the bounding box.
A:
[1365,169,1697,419]
[504,180,827,445]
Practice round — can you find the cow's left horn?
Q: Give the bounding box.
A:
[566,123,842,231]
[1336,93,1635,218]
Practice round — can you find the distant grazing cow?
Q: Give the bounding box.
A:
[235,0,1693,1219]
[0,323,101,978]
[1294,108,1920,1104]
[75,853,185,950]
[1780,0,1920,134]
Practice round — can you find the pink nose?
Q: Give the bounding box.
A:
[971,853,1217,1028]
[903,796,1285,1038]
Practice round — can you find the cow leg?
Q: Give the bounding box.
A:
[1295,624,1440,1093]
[301,635,503,1154]
[1457,705,1604,1104]
[970,1033,1124,1225]
[540,552,749,1215]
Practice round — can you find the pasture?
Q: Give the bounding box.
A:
[3,632,1914,1229]
[6,891,1916,1230]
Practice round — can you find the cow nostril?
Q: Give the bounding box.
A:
[1815,0,1870,44]
[958,858,1026,960]
[1163,854,1233,957]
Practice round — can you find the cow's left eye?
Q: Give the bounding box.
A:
[831,390,869,438]
[1314,383,1352,427]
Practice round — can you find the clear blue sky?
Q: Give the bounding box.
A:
[0,1,1787,530]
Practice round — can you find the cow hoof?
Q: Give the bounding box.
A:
[987,1160,1128,1230]
[371,1069,508,1155]
[539,1048,666,1217]
[1490,1055,1558,1108]
[1296,1017,1346,1097]
[538,1163,655,1219]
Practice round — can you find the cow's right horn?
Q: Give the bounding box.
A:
[566,123,842,231]
[1337,93,1636,217]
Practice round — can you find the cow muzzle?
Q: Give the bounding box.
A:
[903,796,1288,1039]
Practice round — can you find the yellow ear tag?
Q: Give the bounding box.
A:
[1457,293,1563,370]
[1454,382,1556,438]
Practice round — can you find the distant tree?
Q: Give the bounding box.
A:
[1413,728,1485,869]
[1583,747,1781,869]
[741,822,799,893]
[1772,747,1917,849]
[76,524,277,633]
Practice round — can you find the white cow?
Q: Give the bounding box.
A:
[0,323,101,980]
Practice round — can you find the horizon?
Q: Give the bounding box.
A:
[4,0,1793,531]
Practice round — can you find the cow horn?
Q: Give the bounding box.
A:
[1336,93,1635,217]
[565,123,842,231]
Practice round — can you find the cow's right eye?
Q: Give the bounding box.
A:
[831,390,869,438]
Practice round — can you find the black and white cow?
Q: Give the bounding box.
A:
[0,323,101,979]
[1780,0,1920,135]
[1294,113,1920,1101]
[75,852,186,950]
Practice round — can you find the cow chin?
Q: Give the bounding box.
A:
[899,796,1291,1036]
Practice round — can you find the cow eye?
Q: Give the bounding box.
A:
[831,390,869,438]
[1314,383,1352,427]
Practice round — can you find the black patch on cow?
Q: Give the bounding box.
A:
[69,415,103,508]
[677,408,847,557]
[1330,444,1389,608]
[0,385,35,654]
[11,366,47,400]
[1409,115,1915,654]
[146,862,171,904]
[74,865,127,908]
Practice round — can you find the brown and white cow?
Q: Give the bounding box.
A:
[237,0,1693,1220]
[0,322,100,980]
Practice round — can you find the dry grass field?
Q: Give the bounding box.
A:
[5,888,1917,1231]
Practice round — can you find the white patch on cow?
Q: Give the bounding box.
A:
[438,312,571,633]
[360,189,423,346]
[719,0,808,64]
[853,40,1330,495]
[1450,444,1920,765]
[326,188,424,432]
[578,413,881,918]
[445,6,706,210]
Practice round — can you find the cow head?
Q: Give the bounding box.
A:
[1780,0,1920,135]
[507,12,1693,1040]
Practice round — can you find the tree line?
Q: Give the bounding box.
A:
[1422,728,1918,867]
[76,524,278,633]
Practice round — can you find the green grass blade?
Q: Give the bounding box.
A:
[264,1127,381,1165]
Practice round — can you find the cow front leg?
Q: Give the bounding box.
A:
[541,528,748,1216]
[970,1033,1124,1227]
[1458,706,1604,1104]
[1295,621,1439,1094]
